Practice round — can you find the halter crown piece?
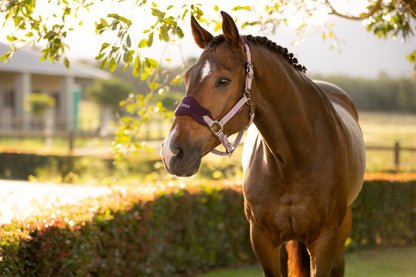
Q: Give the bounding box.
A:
[174,36,255,156]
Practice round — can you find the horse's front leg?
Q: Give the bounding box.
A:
[331,205,352,277]
[307,225,340,277]
[250,223,283,277]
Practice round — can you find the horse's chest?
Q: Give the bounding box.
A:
[243,186,325,241]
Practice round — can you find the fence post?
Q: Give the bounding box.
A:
[68,130,74,155]
[394,141,400,172]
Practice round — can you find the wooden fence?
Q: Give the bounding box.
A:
[366,142,416,172]
[1,129,415,171]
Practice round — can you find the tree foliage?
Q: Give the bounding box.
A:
[24,93,56,117]
[1,0,415,156]
[315,74,416,113]
[85,78,133,113]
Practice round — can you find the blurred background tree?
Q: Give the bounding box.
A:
[24,93,55,118]
[85,78,132,114]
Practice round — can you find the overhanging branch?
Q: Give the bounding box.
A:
[325,0,383,20]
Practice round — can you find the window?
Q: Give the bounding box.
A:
[3,90,14,107]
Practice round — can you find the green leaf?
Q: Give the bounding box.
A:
[171,75,183,86]
[63,57,70,69]
[6,35,17,42]
[151,8,165,20]
[119,16,132,26]
[100,42,110,51]
[138,39,147,48]
[140,68,150,80]
[13,16,22,27]
[406,50,416,63]
[147,32,154,47]
[109,57,117,72]
[149,82,159,90]
[160,25,169,42]
[108,13,121,20]
[40,50,48,63]
[123,63,131,72]
[123,49,134,63]
[1,52,11,62]
[100,18,109,27]
[126,35,131,47]
[132,56,141,77]
[232,6,251,11]
[100,57,108,69]
[176,26,184,38]
[145,57,158,68]
[95,52,105,60]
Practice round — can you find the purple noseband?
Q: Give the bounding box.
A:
[174,96,213,126]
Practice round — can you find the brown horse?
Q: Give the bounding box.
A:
[160,11,365,277]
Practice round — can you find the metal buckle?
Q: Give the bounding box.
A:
[209,120,223,136]
[244,90,254,117]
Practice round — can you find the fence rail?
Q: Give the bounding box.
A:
[366,142,416,171]
[1,130,415,171]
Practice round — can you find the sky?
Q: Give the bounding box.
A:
[1,0,415,78]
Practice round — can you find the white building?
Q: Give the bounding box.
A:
[0,43,109,131]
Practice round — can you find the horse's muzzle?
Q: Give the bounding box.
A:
[160,135,202,177]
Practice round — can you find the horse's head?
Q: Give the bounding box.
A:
[160,11,255,177]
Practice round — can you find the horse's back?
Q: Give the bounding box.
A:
[316,80,366,204]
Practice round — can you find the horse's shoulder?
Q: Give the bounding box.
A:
[313,80,359,121]
[242,125,261,173]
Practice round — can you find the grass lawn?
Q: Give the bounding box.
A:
[197,246,416,277]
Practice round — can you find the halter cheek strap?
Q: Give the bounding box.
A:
[174,36,255,156]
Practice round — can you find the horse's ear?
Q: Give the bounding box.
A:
[221,11,242,48]
[191,15,213,49]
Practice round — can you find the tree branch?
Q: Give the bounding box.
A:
[325,0,383,20]
[400,0,416,15]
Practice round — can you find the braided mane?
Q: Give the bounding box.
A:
[208,34,307,73]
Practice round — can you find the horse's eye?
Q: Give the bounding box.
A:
[215,78,231,88]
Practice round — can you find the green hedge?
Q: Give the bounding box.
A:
[0,187,254,276]
[350,180,416,250]
[1,181,415,276]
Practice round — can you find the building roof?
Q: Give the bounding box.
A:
[0,43,110,79]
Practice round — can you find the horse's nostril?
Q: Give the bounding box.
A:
[174,145,184,159]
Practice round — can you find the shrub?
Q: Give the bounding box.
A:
[349,180,416,250]
[0,186,255,276]
[1,180,415,276]
[24,93,55,117]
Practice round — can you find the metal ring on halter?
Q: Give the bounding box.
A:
[209,120,223,136]
[244,90,254,114]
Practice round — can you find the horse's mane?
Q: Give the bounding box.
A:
[208,34,307,73]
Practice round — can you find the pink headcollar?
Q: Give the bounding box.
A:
[174,36,255,156]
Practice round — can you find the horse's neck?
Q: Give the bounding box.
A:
[252,47,338,170]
